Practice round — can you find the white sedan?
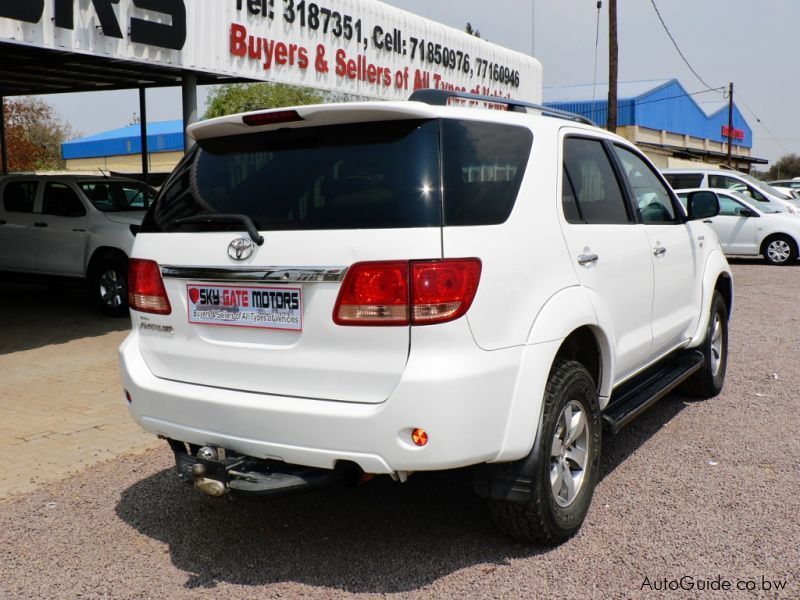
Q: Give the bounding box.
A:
[676,188,800,265]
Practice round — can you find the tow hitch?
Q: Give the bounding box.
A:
[168,440,346,498]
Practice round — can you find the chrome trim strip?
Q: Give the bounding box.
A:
[160,265,348,284]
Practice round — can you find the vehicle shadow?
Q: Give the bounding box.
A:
[116,466,540,593]
[0,280,129,354]
[599,392,688,480]
[725,256,800,267]
[115,394,688,593]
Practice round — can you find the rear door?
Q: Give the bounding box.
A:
[134,118,442,404]
[703,193,759,255]
[0,179,40,271]
[560,134,655,380]
[34,182,89,275]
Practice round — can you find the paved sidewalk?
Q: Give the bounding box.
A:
[0,282,159,500]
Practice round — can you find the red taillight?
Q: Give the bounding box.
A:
[333,261,409,326]
[128,259,171,315]
[411,259,482,324]
[242,110,303,127]
[333,258,481,326]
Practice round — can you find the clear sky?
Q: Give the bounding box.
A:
[45,0,798,164]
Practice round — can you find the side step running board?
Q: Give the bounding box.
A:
[603,350,705,433]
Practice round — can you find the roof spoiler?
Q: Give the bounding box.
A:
[409,89,596,126]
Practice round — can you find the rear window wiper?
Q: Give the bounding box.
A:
[172,214,265,246]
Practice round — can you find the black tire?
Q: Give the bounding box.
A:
[489,360,601,545]
[762,234,797,266]
[682,291,728,398]
[91,256,129,317]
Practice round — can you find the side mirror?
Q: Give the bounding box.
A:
[739,209,759,218]
[686,191,720,220]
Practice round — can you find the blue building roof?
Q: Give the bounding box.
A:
[62,120,184,160]
[543,79,752,149]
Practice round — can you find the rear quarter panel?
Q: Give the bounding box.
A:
[443,118,579,351]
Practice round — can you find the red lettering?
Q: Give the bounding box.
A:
[274,42,287,65]
[383,69,391,87]
[298,46,309,69]
[347,58,357,79]
[288,43,298,65]
[230,23,247,57]
[248,35,262,60]
[367,63,377,84]
[335,48,347,76]
[262,38,275,69]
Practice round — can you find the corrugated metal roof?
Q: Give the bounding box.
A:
[543,79,672,103]
[543,78,752,149]
[62,120,184,160]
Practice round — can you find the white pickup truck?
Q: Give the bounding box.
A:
[120,91,732,544]
[0,174,155,315]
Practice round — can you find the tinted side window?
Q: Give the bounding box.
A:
[718,195,747,217]
[42,183,86,218]
[442,120,532,225]
[663,173,703,190]
[561,167,581,222]
[563,138,631,224]
[708,174,767,202]
[3,181,38,213]
[614,145,677,224]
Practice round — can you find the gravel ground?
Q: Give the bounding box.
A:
[1,260,798,599]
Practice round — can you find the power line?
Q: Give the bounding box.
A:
[647,0,717,91]
[734,92,791,156]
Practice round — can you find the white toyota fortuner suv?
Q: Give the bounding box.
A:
[119,91,732,545]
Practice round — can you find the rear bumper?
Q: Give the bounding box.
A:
[119,328,532,474]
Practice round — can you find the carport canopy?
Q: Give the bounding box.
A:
[0,41,254,180]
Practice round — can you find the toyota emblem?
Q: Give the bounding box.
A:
[227,237,255,261]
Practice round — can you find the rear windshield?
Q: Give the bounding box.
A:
[141,118,532,233]
[79,180,156,212]
[663,173,703,190]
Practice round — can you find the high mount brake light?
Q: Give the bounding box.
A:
[333,259,481,326]
[128,259,171,315]
[242,110,304,127]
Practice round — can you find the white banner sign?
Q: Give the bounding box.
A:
[0,0,542,102]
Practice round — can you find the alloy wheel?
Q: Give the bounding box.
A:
[550,400,590,508]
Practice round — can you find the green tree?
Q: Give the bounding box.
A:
[204,83,325,119]
[465,22,481,38]
[764,154,800,181]
[1,97,73,171]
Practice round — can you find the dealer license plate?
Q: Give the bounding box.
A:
[186,283,302,331]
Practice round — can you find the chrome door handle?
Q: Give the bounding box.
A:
[577,253,599,266]
[653,246,667,257]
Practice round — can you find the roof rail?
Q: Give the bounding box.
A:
[409,89,596,126]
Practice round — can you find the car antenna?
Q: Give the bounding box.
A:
[96,167,110,178]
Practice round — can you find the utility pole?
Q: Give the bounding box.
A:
[607,0,618,132]
[726,82,734,168]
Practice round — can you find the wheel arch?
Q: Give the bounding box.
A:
[494,288,615,464]
[689,249,733,345]
[86,246,129,279]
